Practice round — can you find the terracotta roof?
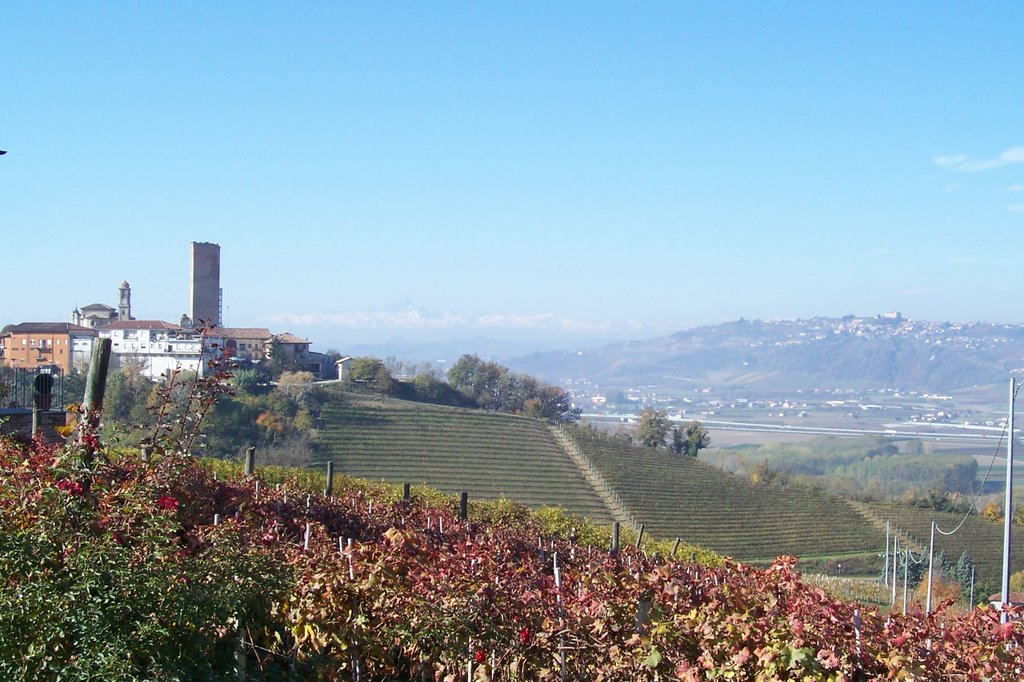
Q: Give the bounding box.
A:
[80,303,115,312]
[218,327,272,340]
[274,332,310,344]
[102,320,188,331]
[2,322,98,336]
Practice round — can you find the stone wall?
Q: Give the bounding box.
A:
[0,408,70,443]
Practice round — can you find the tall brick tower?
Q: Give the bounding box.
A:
[190,242,221,328]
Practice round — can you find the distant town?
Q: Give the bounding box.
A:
[0,242,342,388]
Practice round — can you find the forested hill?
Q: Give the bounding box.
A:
[508,315,1024,392]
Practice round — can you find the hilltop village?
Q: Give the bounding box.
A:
[0,242,341,385]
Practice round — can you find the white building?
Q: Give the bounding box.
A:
[98,320,223,381]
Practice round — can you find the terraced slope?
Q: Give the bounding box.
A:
[566,427,885,562]
[315,391,613,523]
[858,503,1024,591]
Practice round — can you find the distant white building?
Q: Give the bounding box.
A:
[98,320,223,381]
[335,355,353,380]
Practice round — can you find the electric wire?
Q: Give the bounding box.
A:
[935,380,1021,537]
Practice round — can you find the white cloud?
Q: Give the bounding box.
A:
[1003,184,1024,193]
[935,146,1024,172]
[263,308,641,334]
[1008,203,1024,213]
[934,154,968,169]
[265,310,468,329]
[475,312,557,329]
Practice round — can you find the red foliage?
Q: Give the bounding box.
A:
[4,430,1024,680]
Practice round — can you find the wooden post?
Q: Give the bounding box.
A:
[325,461,334,497]
[244,446,255,476]
[140,446,149,462]
[31,408,40,437]
[635,524,645,548]
[611,521,620,554]
[459,491,468,521]
[403,482,411,502]
[671,537,681,558]
[236,626,247,682]
[83,338,112,416]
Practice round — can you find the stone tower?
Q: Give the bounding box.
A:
[190,242,221,328]
[117,280,132,321]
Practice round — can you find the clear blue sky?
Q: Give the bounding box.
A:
[3,3,1023,352]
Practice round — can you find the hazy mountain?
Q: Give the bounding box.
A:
[506,315,1024,393]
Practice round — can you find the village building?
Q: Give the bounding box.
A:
[0,322,97,374]
[71,281,135,329]
[97,320,223,381]
[274,332,331,377]
[218,327,273,362]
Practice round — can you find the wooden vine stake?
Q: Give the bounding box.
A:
[244,446,255,475]
[325,461,335,497]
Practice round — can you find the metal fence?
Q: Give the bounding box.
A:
[1,366,68,410]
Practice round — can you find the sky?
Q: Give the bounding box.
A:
[3,3,1023,355]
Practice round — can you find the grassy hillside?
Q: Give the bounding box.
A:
[313,390,903,566]
[857,502,1024,594]
[566,426,886,563]
[314,389,613,523]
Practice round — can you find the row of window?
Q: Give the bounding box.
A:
[20,338,66,347]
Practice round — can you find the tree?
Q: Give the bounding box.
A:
[447,354,507,411]
[276,371,318,407]
[671,420,711,457]
[635,408,670,448]
[953,551,976,603]
[265,336,296,378]
[104,368,156,430]
[232,367,268,395]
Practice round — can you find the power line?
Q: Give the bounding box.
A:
[935,380,1020,537]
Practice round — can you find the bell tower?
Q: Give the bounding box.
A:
[118,281,132,321]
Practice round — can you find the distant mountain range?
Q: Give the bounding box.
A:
[506,315,1024,393]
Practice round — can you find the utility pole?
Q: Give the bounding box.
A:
[902,549,909,614]
[884,521,891,586]
[891,537,899,606]
[1001,377,1016,623]
[926,521,936,614]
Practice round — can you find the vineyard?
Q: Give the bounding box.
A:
[565,427,885,564]
[314,391,613,523]
[858,502,1024,595]
[3,430,1024,680]
[313,391,894,566]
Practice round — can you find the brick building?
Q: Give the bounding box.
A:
[0,322,97,374]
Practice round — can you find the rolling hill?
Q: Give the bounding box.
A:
[314,389,894,565]
[507,315,1024,393]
